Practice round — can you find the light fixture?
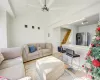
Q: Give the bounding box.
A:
[67,18,85,25]
[82,20,88,25]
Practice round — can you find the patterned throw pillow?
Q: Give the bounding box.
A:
[0,52,4,64]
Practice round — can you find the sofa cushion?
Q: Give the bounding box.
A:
[28,51,39,61]
[0,63,25,80]
[42,49,50,53]
[0,57,23,70]
[39,43,46,49]
[1,47,22,60]
[46,43,52,49]
[0,53,4,64]
[29,51,39,55]
[29,46,37,53]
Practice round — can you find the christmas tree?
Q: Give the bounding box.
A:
[83,25,100,80]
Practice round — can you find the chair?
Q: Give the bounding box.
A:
[58,46,66,53]
[66,48,80,68]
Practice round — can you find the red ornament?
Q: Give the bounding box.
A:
[97,27,100,31]
[87,50,91,56]
[92,59,100,67]
[85,57,87,60]
[91,44,94,47]
[82,65,84,67]
[88,68,92,72]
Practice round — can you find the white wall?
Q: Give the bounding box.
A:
[0,10,7,48]
[7,12,13,47]
[9,12,50,47]
[78,24,97,42]
[52,27,61,52]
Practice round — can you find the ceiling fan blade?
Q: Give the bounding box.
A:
[50,7,68,10]
[47,0,54,8]
[38,0,44,7]
[27,4,41,9]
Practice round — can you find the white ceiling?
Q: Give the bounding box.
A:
[0,0,15,17]
[69,14,99,27]
[9,0,100,16]
[0,0,100,24]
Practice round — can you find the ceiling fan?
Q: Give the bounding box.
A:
[27,0,66,12]
[42,0,49,11]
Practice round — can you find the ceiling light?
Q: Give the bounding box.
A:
[67,18,85,25]
[82,20,88,25]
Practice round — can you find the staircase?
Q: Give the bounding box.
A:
[61,29,71,45]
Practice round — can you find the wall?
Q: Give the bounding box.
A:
[9,12,50,47]
[78,24,97,42]
[52,27,61,52]
[6,12,13,47]
[0,10,7,48]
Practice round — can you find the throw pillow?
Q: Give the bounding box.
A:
[29,46,37,53]
[39,43,46,49]
[0,52,4,64]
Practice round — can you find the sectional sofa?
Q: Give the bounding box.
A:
[0,43,53,79]
[0,47,25,80]
[22,43,53,62]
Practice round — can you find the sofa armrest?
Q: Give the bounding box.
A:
[37,47,41,50]
[22,45,29,62]
[1,47,22,60]
[18,77,32,80]
[46,43,53,53]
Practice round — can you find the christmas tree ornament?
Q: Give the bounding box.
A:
[87,50,91,56]
[85,57,87,60]
[91,44,94,47]
[96,36,100,40]
[92,59,100,67]
[97,27,100,31]
[82,65,84,67]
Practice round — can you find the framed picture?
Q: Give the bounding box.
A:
[25,25,28,28]
[38,27,40,30]
[32,26,34,29]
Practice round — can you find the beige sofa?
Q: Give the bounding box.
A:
[0,47,25,80]
[23,43,53,62]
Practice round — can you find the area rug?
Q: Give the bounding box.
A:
[24,60,85,80]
